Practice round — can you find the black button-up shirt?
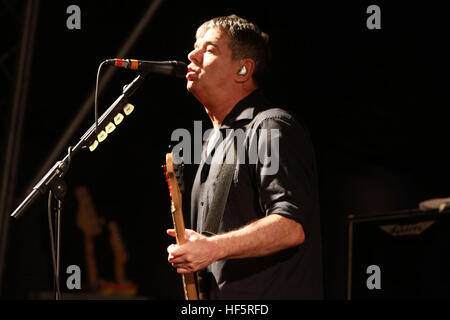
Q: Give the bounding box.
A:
[191,89,323,299]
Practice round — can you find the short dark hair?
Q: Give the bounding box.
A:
[197,14,271,87]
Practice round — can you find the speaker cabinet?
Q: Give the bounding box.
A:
[347,208,450,299]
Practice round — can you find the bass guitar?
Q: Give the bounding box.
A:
[163,153,199,300]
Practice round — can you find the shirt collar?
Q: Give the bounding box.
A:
[220,88,269,129]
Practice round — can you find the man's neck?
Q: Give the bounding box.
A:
[204,87,257,129]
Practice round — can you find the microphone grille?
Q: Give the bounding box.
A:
[172,61,188,78]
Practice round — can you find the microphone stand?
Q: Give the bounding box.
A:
[10,70,150,300]
[50,179,66,301]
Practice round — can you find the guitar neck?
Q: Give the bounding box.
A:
[182,273,198,300]
[108,221,128,284]
[113,258,126,284]
[171,201,199,300]
[172,204,187,245]
[165,153,199,300]
[84,236,99,288]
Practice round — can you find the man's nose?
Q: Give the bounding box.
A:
[188,48,201,64]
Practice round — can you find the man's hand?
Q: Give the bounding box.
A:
[167,214,304,274]
[167,229,219,274]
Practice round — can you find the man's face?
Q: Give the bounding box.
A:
[186,27,239,99]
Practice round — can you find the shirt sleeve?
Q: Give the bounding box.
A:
[254,114,318,233]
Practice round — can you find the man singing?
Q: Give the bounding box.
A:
[167,14,323,299]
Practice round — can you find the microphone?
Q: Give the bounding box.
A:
[105,59,187,78]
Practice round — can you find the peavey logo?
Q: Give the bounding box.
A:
[379,221,435,237]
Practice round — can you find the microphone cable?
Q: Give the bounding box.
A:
[94,61,108,137]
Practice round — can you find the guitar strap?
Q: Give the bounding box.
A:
[202,109,278,236]
[201,141,237,237]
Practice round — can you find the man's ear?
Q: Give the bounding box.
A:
[234,58,255,83]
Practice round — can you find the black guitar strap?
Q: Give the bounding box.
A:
[201,140,237,237]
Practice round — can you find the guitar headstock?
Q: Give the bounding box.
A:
[163,152,185,197]
[173,155,185,194]
[75,185,102,238]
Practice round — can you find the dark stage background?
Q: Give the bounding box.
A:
[1,0,449,299]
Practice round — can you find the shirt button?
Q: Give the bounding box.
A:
[200,201,204,206]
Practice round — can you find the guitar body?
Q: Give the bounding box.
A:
[164,153,199,300]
